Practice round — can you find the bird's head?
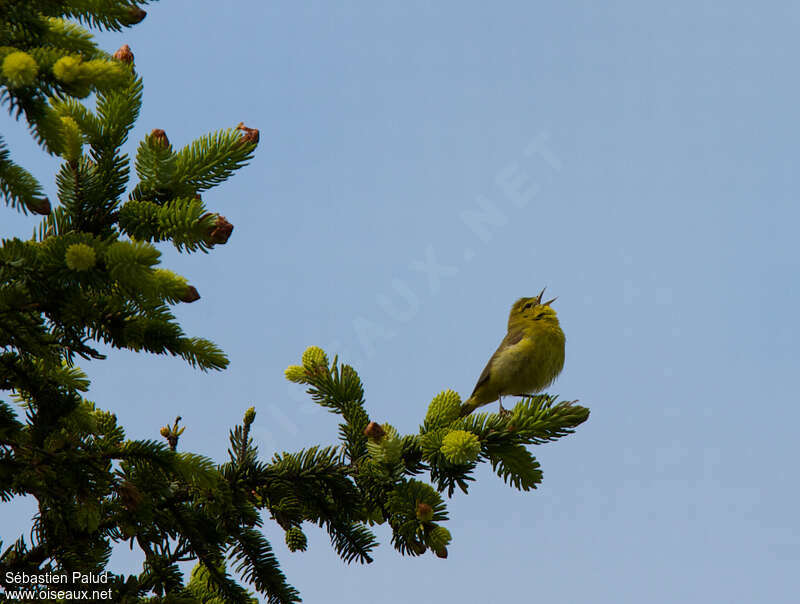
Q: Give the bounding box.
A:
[508,288,559,329]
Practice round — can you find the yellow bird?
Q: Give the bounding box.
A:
[460,290,565,417]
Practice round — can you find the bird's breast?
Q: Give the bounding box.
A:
[493,326,565,395]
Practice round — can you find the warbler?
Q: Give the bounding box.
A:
[459,289,565,417]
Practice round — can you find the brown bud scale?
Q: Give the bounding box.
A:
[180,285,201,303]
[150,129,169,148]
[113,44,134,63]
[363,421,386,441]
[29,197,52,215]
[208,215,233,244]
[416,502,434,521]
[128,7,147,24]
[236,122,260,145]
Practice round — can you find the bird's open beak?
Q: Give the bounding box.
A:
[543,297,557,306]
[535,287,546,304]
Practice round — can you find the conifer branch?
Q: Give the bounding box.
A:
[1,4,589,601]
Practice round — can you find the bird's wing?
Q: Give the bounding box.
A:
[470,328,524,396]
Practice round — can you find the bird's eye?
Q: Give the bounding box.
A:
[523,302,533,310]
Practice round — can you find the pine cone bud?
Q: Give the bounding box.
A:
[65,243,96,271]
[1,51,39,87]
[150,128,169,148]
[180,285,201,303]
[284,365,307,383]
[29,197,51,215]
[159,427,170,437]
[363,421,386,441]
[301,346,328,369]
[127,7,147,24]
[424,389,462,429]
[113,44,134,64]
[236,122,260,145]
[51,56,82,84]
[243,406,256,426]
[60,116,82,163]
[207,215,233,245]
[285,527,308,552]
[435,547,448,559]
[415,502,434,522]
[440,430,481,465]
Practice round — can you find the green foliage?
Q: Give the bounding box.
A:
[175,128,259,193]
[487,443,543,491]
[118,197,217,252]
[1,2,590,602]
[0,136,49,214]
[186,562,259,604]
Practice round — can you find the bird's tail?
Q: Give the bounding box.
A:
[458,397,479,418]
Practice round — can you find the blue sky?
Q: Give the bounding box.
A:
[2,2,799,602]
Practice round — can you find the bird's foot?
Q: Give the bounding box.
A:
[497,399,512,418]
